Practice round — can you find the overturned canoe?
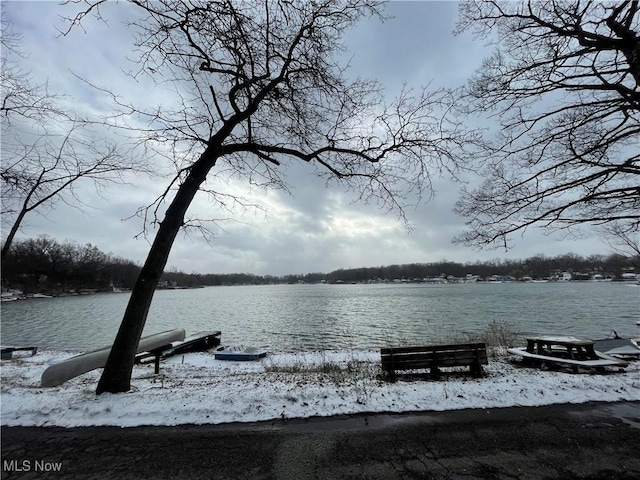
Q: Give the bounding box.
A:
[41,328,186,387]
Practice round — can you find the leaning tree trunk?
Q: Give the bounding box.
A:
[1,170,43,264]
[96,148,218,394]
[1,208,26,264]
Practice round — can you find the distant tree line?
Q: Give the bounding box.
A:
[1,235,141,293]
[140,252,640,285]
[324,254,637,284]
[128,251,640,286]
[161,271,329,287]
[2,235,638,293]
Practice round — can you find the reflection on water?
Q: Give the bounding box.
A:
[1,282,638,351]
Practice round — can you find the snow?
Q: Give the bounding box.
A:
[527,335,592,344]
[1,349,639,428]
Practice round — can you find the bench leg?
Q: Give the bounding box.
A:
[382,367,396,382]
[430,364,441,380]
[470,358,483,377]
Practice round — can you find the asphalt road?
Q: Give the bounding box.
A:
[2,401,639,480]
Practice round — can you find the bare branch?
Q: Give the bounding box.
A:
[1,14,148,262]
[453,0,640,249]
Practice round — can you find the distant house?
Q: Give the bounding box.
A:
[572,272,591,281]
[487,275,513,282]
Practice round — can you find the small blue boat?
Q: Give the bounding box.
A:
[214,345,267,361]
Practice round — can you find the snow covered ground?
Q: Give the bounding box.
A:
[1,349,638,428]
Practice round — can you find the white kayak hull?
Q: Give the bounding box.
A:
[41,328,186,387]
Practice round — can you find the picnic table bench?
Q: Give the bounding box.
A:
[381,342,488,379]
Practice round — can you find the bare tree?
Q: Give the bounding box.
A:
[0,123,131,262]
[0,18,63,124]
[0,17,142,263]
[452,1,640,249]
[64,0,477,394]
[600,221,640,260]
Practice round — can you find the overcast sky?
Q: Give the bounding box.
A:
[2,1,614,276]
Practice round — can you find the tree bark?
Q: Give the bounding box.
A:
[96,148,217,394]
[1,207,26,264]
[1,168,46,264]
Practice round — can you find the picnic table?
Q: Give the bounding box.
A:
[508,335,628,372]
[525,335,599,361]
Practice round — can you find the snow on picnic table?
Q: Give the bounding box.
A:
[1,349,638,428]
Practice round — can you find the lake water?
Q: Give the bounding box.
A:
[1,282,638,352]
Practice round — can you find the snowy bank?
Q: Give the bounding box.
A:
[1,350,638,428]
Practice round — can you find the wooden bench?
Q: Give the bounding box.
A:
[380,342,488,379]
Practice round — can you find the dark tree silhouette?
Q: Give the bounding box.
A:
[452,0,640,249]
[64,0,477,394]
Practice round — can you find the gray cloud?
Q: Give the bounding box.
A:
[2,1,612,276]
